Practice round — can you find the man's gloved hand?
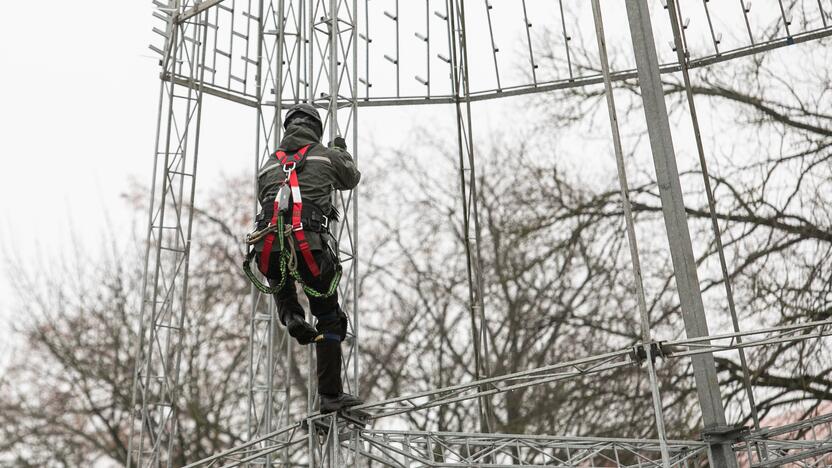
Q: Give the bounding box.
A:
[329,136,347,150]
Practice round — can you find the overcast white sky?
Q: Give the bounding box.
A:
[0,1,809,366]
[0,2,464,360]
[0,2,156,359]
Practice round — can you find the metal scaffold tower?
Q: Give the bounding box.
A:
[127,0,832,466]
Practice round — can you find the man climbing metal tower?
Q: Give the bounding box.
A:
[244,103,363,413]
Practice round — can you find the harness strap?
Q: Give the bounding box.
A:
[258,174,283,273]
[260,146,302,273]
[260,144,321,277]
[287,167,322,276]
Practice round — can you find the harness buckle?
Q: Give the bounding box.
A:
[292,222,304,232]
[282,161,296,173]
[320,215,329,230]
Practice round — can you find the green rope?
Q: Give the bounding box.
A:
[243,249,288,294]
[290,263,342,298]
[243,218,341,298]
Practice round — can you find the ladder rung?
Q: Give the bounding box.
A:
[149,44,165,57]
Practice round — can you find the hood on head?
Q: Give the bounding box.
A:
[279,121,321,152]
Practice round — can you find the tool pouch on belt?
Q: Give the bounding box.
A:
[251,212,269,253]
[276,185,291,215]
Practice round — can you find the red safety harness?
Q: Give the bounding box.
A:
[258,144,321,277]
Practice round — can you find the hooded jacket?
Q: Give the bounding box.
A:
[256,122,361,250]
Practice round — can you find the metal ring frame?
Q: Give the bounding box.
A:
[127,1,832,467]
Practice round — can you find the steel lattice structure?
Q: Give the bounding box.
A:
[127,0,832,467]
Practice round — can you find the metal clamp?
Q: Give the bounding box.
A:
[629,341,666,364]
[701,425,749,444]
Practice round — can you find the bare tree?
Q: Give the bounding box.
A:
[533,6,832,429]
[0,178,259,466]
[1,10,829,464]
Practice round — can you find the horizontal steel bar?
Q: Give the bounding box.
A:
[167,24,832,110]
[743,411,832,440]
[156,1,832,111]
[664,319,832,358]
[177,0,226,24]
[362,429,707,447]
[256,24,832,111]
[752,443,832,468]
[215,435,306,468]
[180,422,302,468]
[355,319,831,419]
[183,408,831,467]
[321,25,832,110]
[359,432,709,467]
[165,74,258,107]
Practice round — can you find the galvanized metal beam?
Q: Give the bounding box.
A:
[624,1,735,466]
[177,0,227,24]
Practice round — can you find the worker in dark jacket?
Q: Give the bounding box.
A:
[256,103,362,413]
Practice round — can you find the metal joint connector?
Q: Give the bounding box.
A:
[701,425,749,444]
[629,341,666,364]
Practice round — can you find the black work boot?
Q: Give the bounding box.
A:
[286,317,319,345]
[316,340,364,413]
[320,392,364,413]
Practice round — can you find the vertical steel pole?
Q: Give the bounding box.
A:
[305,0,316,422]
[328,0,338,142]
[624,1,737,466]
[350,1,361,462]
[250,0,264,453]
[165,11,209,468]
[272,6,287,457]
[351,0,360,402]
[129,0,208,463]
[447,0,494,434]
[667,0,763,433]
[589,1,670,466]
[305,3,317,467]
[127,3,174,465]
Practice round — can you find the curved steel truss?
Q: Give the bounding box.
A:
[127,0,832,466]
